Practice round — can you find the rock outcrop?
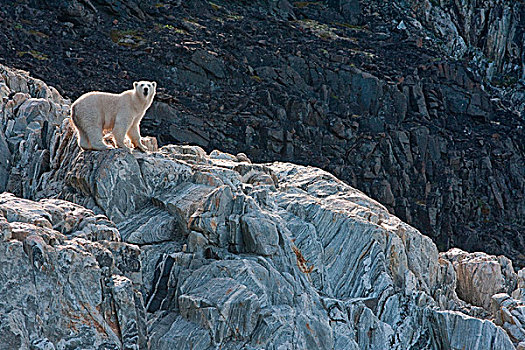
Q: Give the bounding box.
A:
[2,0,522,268]
[0,193,146,349]
[442,248,517,310]
[399,0,523,82]
[1,64,525,349]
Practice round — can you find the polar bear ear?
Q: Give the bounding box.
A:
[152,81,157,89]
[133,82,138,89]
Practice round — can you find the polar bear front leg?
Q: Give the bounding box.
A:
[127,120,148,152]
[112,114,133,152]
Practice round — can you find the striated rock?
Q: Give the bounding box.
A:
[1,0,523,273]
[442,248,517,310]
[1,64,524,349]
[0,66,70,200]
[514,268,525,301]
[239,213,280,256]
[400,0,523,82]
[428,309,516,349]
[0,193,146,349]
[491,293,525,344]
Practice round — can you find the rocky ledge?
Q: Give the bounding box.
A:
[1,66,525,349]
[2,0,524,263]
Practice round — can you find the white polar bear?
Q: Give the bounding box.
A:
[70,81,156,152]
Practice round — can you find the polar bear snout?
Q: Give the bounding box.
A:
[143,87,149,96]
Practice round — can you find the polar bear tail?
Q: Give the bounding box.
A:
[70,104,79,128]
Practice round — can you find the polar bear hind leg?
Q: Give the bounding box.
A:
[71,105,93,150]
[76,127,91,150]
[84,124,110,151]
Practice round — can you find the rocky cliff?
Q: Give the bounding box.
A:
[0,0,523,267]
[1,64,525,349]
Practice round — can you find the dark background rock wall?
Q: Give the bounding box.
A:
[0,0,523,265]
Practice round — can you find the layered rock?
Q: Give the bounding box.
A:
[0,193,146,349]
[442,248,517,310]
[1,0,523,268]
[1,64,525,349]
[398,0,524,82]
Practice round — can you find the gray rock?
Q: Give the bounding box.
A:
[148,313,211,350]
[187,231,208,257]
[1,63,523,349]
[491,293,525,343]
[118,207,179,244]
[513,268,525,301]
[327,0,361,24]
[140,241,183,294]
[66,150,151,223]
[189,185,234,246]
[239,213,280,256]
[0,194,146,349]
[0,130,10,191]
[179,277,261,344]
[30,338,55,350]
[427,309,515,350]
[400,0,522,80]
[441,248,517,309]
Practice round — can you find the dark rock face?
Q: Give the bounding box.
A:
[0,0,523,268]
[401,0,523,79]
[327,0,361,24]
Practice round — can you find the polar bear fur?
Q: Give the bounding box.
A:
[70,81,156,152]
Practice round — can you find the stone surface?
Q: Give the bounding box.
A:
[491,293,525,344]
[442,248,517,310]
[0,193,146,349]
[0,0,523,270]
[1,54,524,349]
[513,268,525,301]
[401,0,523,82]
[428,309,516,350]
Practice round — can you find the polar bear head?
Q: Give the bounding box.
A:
[133,81,157,100]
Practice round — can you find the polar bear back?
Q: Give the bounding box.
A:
[72,90,134,131]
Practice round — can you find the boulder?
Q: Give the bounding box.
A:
[441,248,517,310]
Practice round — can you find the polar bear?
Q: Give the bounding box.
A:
[70,81,156,152]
